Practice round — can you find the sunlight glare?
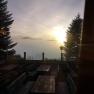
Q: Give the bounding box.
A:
[52,26,66,45]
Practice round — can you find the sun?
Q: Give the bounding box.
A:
[52,26,66,45]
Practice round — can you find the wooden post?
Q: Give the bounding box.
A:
[78,0,94,93]
[42,52,44,61]
[61,53,63,61]
[24,52,26,60]
[60,46,63,62]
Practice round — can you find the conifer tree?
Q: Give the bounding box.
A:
[0,0,17,61]
[65,14,82,61]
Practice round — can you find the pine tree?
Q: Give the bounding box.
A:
[65,14,82,61]
[0,0,17,61]
[64,15,83,94]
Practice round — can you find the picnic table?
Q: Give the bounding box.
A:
[31,76,55,94]
[37,65,51,74]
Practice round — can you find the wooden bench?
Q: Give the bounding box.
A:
[37,65,51,75]
[27,71,38,81]
[17,81,34,94]
[31,76,55,94]
[6,72,26,94]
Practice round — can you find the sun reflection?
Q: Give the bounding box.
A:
[52,26,66,45]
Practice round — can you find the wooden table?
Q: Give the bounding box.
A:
[37,65,51,72]
[31,76,55,94]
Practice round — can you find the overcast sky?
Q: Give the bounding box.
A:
[7,0,85,60]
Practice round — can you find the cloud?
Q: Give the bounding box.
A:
[20,35,56,42]
[21,36,42,40]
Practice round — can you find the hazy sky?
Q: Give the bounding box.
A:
[7,0,85,59]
